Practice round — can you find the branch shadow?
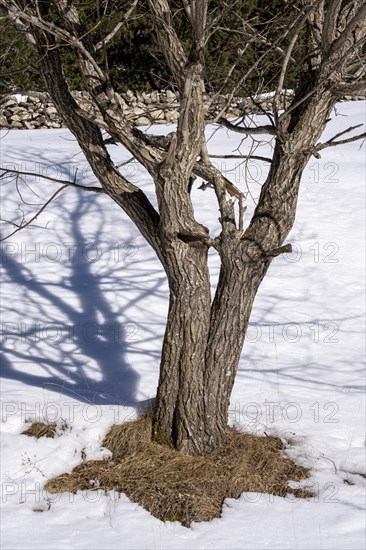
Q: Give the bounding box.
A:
[1,186,166,407]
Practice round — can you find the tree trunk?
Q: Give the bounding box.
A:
[153,233,270,454]
[153,240,211,454]
[203,245,270,448]
[153,90,336,456]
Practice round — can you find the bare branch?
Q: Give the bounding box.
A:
[138,132,247,199]
[94,0,139,51]
[209,154,272,163]
[3,1,105,80]
[0,169,106,193]
[182,0,193,24]
[262,243,292,258]
[147,0,187,88]
[49,0,163,174]
[327,2,366,60]
[212,24,294,61]
[191,0,208,51]
[321,123,363,143]
[322,0,343,49]
[211,5,316,122]
[175,62,206,172]
[194,162,243,201]
[219,117,276,136]
[315,125,366,153]
[335,80,366,96]
[273,6,315,114]
[116,156,136,168]
[0,184,67,242]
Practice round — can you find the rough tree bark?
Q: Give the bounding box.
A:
[1,0,365,455]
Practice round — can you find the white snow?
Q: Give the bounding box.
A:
[14,94,29,104]
[0,101,365,549]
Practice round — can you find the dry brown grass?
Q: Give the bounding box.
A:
[44,415,312,526]
[22,422,57,439]
[22,420,68,439]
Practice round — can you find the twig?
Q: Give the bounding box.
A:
[116,157,136,168]
[0,185,68,242]
[0,169,105,193]
[315,125,366,152]
[209,154,272,163]
[94,0,139,51]
[273,6,314,115]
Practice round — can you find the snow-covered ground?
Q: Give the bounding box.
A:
[0,101,365,550]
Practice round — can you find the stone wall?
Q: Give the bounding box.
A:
[0,90,290,130]
[1,90,362,130]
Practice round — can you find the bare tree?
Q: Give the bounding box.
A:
[1,0,365,455]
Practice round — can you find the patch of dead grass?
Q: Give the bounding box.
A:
[22,422,57,439]
[44,415,312,525]
[22,420,68,439]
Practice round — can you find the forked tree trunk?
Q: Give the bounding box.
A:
[150,246,263,455]
[153,90,336,455]
[153,229,270,455]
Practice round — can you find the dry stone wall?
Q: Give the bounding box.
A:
[1,90,361,130]
[0,90,291,130]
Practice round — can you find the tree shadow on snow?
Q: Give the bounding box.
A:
[1,178,167,407]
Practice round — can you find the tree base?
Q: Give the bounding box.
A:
[44,415,313,526]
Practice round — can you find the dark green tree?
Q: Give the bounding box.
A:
[1,0,303,95]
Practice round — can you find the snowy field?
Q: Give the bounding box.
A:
[0,101,365,549]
